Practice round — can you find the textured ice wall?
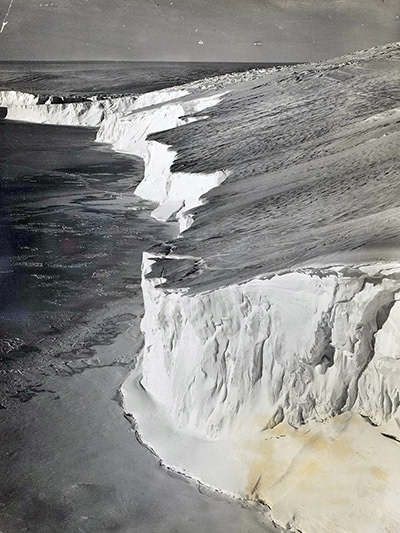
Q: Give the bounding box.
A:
[141,257,400,439]
[127,256,400,533]
[0,87,189,128]
[0,90,39,107]
[0,86,230,230]
[96,92,229,230]
[4,100,105,127]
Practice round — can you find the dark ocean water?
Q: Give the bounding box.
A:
[0,60,285,96]
[0,120,167,355]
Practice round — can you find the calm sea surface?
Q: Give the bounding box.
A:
[0,120,165,353]
[0,60,284,95]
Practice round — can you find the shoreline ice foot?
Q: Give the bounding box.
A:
[122,356,285,533]
[123,359,400,533]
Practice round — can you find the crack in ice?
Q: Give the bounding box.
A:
[1,0,14,33]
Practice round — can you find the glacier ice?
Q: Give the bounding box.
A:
[137,254,400,440]
[126,257,400,533]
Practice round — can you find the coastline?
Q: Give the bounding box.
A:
[0,295,273,533]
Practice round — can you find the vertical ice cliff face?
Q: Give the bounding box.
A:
[0,90,39,107]
[0,87,189,128]
[96,92,229,230]
[128,259,400,533]
[355,296,400,432]
[140,260,400,439]
[4,100,105,127]
[0,88,107,127]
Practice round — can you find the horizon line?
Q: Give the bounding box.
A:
[0,59,301,64]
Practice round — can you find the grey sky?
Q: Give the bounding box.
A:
[0,0,399,62]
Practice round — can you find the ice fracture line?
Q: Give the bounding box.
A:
[1,0,14,33]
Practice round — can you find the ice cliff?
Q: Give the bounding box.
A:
[0,85,232,228]
[96,91,229,230]
[124,259,400,533]
[2,44,400,533]
[0,87,190,127]
[121,42,400,533]
[139,261,400,438]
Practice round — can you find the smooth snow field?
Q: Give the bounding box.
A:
[1,43,400,533]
